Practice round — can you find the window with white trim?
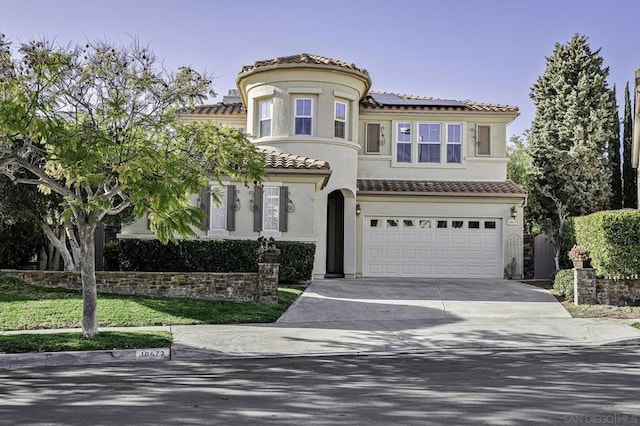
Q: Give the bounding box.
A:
[258,99,272,138]
[396,122,412,163]
[394,121,465,165]
[447,123,462,163]
[418,123,441,163]
[262,186,280,231]
[209,187,227,230]
[294,98,312,135]
[334,101,347,139]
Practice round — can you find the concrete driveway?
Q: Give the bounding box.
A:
[277,277,571,325]
[170,277,640,359]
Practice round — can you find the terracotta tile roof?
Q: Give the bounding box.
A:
[357,179,526,196]
[362,91,519,113]
[239,53,370,78]
[186,103,245,115]
[259,147,330,170]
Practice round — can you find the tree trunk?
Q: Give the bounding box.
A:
[39,221,76,271]
[77,223,99,338]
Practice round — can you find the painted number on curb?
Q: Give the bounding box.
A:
[136,349,168,359]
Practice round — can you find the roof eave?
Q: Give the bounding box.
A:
[356,190,527,198]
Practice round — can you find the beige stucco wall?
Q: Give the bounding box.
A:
[356,112,514,181]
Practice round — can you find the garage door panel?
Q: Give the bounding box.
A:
[417,250,433,259]
[402,234,417,244]
[364,217,502,279]
[386,249,400,259]
[451,235,466,244]
[435,235,449,244]
[418,234,433,244]
[450,249,465,260]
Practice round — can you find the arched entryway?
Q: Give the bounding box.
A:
[326,190,345,278]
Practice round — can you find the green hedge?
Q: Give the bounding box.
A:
[552,269,574,301]
[574,210,640,278]
[104,239,316,283]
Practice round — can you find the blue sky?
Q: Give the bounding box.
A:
[2,0,638,138]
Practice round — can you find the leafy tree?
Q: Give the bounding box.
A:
[0,35,265,338]
[529,34,616,270]
[622,82,637,208]
[609,85,622,209]
[0,173,77,270]
[506,134,541,234]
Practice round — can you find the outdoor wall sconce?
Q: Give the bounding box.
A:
[356,204,362,216]
[510,205,517,219]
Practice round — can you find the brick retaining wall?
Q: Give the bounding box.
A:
[573,268,640,306]
[0,263,279,304]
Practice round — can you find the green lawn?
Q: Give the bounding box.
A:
[0,277,303,331]
[0,276,303,354]
[0,331,172,354]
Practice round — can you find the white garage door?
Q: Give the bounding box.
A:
[363,217,502,278]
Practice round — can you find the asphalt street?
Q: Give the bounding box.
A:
[1,347,640,426]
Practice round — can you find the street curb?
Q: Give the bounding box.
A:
[0,347,170,369]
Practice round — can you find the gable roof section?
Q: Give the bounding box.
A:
[362,91,518,114]
[357,179,526,197]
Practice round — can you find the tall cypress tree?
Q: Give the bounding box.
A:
[609,85,622,209]
[622,82,637,208]
[529,34,616,269]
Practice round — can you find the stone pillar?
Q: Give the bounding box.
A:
[258,263,279,304]
[574,267,597,305]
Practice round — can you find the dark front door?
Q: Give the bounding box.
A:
[326,190,344,278]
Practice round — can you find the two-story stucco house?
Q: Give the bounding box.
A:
[121,53,527,280]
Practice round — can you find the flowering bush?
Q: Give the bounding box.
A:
[568,244,590,261]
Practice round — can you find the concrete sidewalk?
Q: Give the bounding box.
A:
[2,278,640,368]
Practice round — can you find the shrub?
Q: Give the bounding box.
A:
[104,238,315,283]
[0,221,43,269]
[574,210,640,279]
[553,269,574,301]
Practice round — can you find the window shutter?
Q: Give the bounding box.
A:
[200,188,211,231]
[279,186,288,232]
[226,185,236,231]
[366,123,380,153]
[253,185,263,232]
[477,125,491,155]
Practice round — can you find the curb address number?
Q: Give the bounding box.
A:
[136,349,169,359]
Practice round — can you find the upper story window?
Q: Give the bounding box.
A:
[294,98,313,135]
[334,101,347,139]
[394,121,465,166]
[258,99,272,138]
[396,122,412,163]
[447,124,462,163]
[418,123,441,163]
